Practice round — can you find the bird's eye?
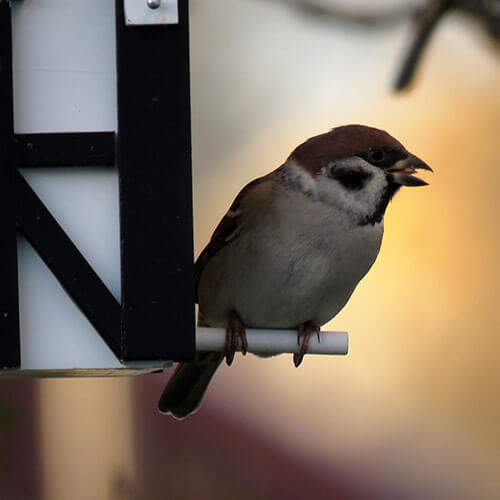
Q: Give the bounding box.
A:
[368,148,385,163]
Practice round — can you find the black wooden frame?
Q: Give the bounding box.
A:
[0,3,21,368]
[0,1,195,368]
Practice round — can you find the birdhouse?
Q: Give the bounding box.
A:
[0,0,195,376]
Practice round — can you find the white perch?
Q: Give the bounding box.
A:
[196,327,348,355]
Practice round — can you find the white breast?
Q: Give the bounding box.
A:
[198,183,384,328]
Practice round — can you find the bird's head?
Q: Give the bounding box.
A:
[283,124,432,224]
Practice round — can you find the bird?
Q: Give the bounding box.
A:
[159,124,432,418]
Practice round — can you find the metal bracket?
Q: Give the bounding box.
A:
[124,0,178,26]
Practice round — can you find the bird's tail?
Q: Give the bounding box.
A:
[158,351,224,419]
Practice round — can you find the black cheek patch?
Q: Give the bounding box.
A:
[330,169,373,191]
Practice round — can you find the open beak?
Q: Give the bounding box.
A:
[387,153,433,187]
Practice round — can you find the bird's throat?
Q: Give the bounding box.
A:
[359,183,401,226]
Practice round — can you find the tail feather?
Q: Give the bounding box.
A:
[158,351,223,419]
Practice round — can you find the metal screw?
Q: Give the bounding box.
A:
[147,0,161,9]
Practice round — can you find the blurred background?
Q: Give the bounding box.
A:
[3,0,500,498]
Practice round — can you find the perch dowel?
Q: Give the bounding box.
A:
[195,327,348,355]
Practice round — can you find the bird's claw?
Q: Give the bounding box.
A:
[293,321,320,367]
[224,311,247,366]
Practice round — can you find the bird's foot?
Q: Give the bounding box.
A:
[294,321,320,367]
[224,310,248,366]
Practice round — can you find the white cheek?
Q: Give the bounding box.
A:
[316,159,388,217]
[352,169,388,207]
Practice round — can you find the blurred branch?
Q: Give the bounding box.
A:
[283,0,418,26]
[274,0,500,91]
[394,0,500,91]
[394,0,453,91]
[460,0,500,38]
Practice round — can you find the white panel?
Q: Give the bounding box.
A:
[17,237,123,370]
[11,0,116,133]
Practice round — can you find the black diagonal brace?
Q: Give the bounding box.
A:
[14,172,122,357]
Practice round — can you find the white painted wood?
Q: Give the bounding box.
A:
[12,0,117,133]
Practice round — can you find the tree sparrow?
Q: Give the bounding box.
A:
[159,124,432,418]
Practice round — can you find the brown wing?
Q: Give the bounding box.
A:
[194,176,267,303]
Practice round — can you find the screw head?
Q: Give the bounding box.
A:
[147,0,161,9]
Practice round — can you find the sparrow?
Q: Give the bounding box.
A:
[159,124,432,418]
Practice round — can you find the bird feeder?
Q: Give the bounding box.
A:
[0,0,347,379]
